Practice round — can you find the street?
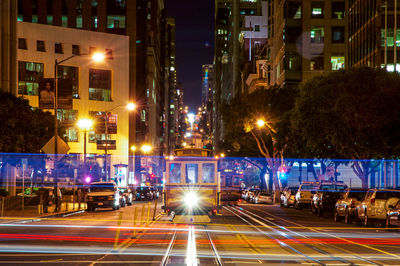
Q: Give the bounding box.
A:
[1,200,400,265]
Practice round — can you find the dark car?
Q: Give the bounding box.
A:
[136,187,153,200]
[311,182,347,217]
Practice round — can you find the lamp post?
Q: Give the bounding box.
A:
[102,103,136,181]
[77,118,94,181]
[53,51,104,211]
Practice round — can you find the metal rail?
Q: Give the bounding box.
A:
[160,229,177,266]
[203,225,222,266]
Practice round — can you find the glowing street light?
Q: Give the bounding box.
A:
[141,144,152,154]
[92,52,105,62]
[257,119,266,127]
[130,145,137,152]
[126,102,136,111]
[77,118,93,183]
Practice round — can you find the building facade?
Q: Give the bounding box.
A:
[348,0,399,71]
[17,0,168,182]
[0,0,18,94]
[17,21,130,185]
[268,0,347,88]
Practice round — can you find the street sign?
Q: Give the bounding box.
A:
[42,136,70,154]
[97,140,117,150]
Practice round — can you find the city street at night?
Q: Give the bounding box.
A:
[1,200,400,265]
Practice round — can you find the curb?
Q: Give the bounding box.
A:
[1,209,86,224]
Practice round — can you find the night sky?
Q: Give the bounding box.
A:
[165,0,215,110]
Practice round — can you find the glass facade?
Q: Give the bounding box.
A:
[89,69,112,101]
[18,61,44,96]
[57,65,79,99]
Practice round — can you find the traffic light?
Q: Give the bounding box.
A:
[278,166,287,180]
[150,173,155,178]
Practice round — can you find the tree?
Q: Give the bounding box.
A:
[221,86,298,191]
[289,67,400,188]
[0,92,55,187]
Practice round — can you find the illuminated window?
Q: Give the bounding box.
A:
[47,15,53,25]
[310,56,324,70]
[311,2,324,18]
[89,69,112,101]
[107,15,126,29]
[331,55,345,70]
[332,2,345,19]
[62,16,68,27]
[310,27,324,43]
[76,15,83,28]
[18,61,43,96]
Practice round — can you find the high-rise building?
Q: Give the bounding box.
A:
[0,0,17,94]
[348,0,399,71]
[17,0,167,180]
[200,64,214,146]
[268,0,347,87]
[214,0,263,152]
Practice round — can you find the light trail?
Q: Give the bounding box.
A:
[186,225,197,266]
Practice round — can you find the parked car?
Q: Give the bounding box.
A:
[334,188,368,223]
[386,199,400,228]
[248,189,259,203]
[281,187,298,208]
[150,187,159,199]
[136,186,154,200]
[119,191,127,207]
[355,189,400,226]
[242,189,250,201]
[295,182,319,210]
[254,191,273,204]
[311,182,347,217]
[119,187,133,205]
[86,181,120,211]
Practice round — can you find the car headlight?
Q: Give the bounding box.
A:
[108,196,114,200]
[184,192,199,208]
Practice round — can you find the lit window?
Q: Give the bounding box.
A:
[18,61,44,96]
[76,15,83,28]
[47,15,53,25]
[62,16,68,27]
[89,69,112,102]
[311,2,324,18]
[310,27,324,43]
[331,56,345,70]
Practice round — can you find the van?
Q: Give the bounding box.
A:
[87,182,120,211]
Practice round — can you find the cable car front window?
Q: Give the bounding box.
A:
[169,163,181,183]
[202,163,215,183]
[185,163,198,184]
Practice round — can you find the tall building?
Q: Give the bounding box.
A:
[348,0,398,71]
[17,21,130,184]
[268,0,347,87]
[214,0,263,152]
[17,0,167,181]
[163,17,178,155]
[0,0,17,94]
[200,64,214,146]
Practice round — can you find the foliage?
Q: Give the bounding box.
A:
[288,67,400,187]
[0,92,54,153]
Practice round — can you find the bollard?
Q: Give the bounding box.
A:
[38,195,42,214]
[141,204,145,230]
[147,202,151,225]
[1,197,4,217]
[132,207,138,238]
[152,200,157,221]
[114,212,123,249]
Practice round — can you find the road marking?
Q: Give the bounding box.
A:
[256,206,400,260]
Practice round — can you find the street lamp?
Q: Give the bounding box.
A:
[257,119,265,128]
[53,51,104,211]
[102,103,136,181]
[141,144,152,154]
[77,118,94,180]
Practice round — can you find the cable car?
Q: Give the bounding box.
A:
[162,148,220,215]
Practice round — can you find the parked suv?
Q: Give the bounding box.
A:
[281,187,298,208]
[355,189,400,226]
[295,182,319,210]
[334,188,368,223]
[311,182,347,217]
[386,199,400,228]
[87,182,120,211]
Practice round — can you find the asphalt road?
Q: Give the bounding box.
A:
[1,200,400,265]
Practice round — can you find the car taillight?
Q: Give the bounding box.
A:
[351,199,355,207]
[108,196,114,200]
[371,198,375,204]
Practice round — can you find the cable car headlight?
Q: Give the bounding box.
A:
[184,192,199,208]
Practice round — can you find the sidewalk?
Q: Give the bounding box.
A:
[0,203,87,223]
